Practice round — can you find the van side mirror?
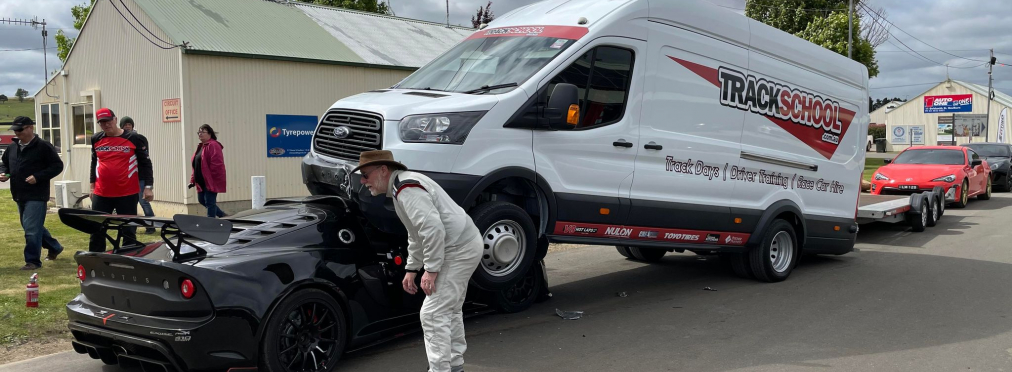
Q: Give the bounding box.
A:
[545,83,580,130]
[883,159,891,164]
[971,159,982,167]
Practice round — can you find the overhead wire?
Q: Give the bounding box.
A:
[107,0,183,50]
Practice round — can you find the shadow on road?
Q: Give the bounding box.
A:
[334,247,1012,371]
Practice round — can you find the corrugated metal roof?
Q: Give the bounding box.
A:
[294,3,474,68]
[134,0,364,64]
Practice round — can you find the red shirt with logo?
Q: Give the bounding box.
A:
[90,131,153,198]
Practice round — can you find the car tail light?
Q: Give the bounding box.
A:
[180,279,195,299]
[77,265,86,282]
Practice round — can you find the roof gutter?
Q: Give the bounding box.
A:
[182,48,419,72]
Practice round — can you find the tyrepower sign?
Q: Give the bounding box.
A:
[162,98,180,122]
[924,94,972,113]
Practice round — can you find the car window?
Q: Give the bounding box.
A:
[545,46,634,130]
[968,149,980,161]
[964,144,1011,157]
[892,149,966,165]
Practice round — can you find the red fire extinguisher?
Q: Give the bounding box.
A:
[26,273,39,308]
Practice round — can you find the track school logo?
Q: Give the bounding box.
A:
[668,57,856,160]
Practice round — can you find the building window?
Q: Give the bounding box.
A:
[72,104,95,145]
[39,103,62,152]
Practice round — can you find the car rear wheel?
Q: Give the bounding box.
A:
[617,246,666,262]
[978,177,992,200]
[469,202,537,291]
[260,289,347,372]
[748,219,798,282]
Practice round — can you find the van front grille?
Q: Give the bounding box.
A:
[313,110,383,160]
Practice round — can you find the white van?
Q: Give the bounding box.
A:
[302,0,869,289]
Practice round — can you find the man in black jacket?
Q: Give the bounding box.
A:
[0,116,65,270]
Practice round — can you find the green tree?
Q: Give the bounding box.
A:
[0,95,7,104]
[54,0,96,63]
[471,1,495,28]
[746,0,880,78]
[300,0,391,14]
[15,89,28,103]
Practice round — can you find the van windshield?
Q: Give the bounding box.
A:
[394,36,576,94]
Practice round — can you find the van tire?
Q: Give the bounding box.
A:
[469,202,538,291]
[628,247,666,262]
[615,246,633,259]
[724,253,753,279]
[748,219,799,283]
[486,262,542,313]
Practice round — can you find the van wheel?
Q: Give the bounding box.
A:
[978,177,992,200]
[748,219,799,283]
[469,202,537,291]
[487,263,542,313]
[625,247,666,262]
[722,252,753,279]
[615,246,633,258]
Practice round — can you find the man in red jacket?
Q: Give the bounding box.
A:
[89,108,154,252]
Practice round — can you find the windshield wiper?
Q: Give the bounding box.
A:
[463,83,519,94]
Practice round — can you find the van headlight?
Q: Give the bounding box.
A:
[398,111,487,144]
[932,174,956,183]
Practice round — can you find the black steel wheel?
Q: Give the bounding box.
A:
[488,263,542,313]
[261,289,346,372]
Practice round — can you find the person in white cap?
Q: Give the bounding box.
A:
[355,150,482,372]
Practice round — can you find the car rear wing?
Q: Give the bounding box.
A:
[58,208,233,261]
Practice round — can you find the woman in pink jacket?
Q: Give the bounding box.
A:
[188,124,227,218]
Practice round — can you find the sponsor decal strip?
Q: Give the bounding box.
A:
[554,222,749,246]
[467,25,589,40]
[668,56,856,160]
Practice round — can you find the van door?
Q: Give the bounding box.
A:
[625,22,748,241]
[534,38,645,236]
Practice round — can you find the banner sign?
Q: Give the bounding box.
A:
[924,94,973,113]
[954,114,987,137]
[999,108,1008,144]
[266,114,318,158]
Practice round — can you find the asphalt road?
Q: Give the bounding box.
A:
[4,193,1012,372]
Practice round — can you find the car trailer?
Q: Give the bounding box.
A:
[856,186,946,232]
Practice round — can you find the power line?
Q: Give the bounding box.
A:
[858,3,999,66]
[870,82,940,89]
[107,0,185,50]
[117,0,173,45]
[711,0,850,13]
[0,47,55,52]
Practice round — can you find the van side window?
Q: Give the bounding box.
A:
[546,46,634,130]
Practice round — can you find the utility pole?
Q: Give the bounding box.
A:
[0,17,56,98]
[446,0,450,27]
[986,49,996,142]
[848,0,853,59]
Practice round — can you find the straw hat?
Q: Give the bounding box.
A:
[351,150,408,174]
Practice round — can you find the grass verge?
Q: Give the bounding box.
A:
[0,189,90,362]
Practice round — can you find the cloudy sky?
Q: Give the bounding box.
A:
[2,0,1010,102]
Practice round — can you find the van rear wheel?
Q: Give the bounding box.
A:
[748,219,799,283]
[469,202,537,291]
[620,247,666,262]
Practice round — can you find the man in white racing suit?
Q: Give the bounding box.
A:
[354,150,483,372]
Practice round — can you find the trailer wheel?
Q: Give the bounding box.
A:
[931,187,945,217]
[469,202,537,291]
[927,195,940,227]
[909,200,928,232]
[748,219,798,283]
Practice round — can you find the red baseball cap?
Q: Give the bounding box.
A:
[96,108,116,122]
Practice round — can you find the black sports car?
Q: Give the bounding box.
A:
[59,195,548,372]
[963,142,1012,191]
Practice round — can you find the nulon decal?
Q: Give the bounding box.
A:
[605,227,633,238]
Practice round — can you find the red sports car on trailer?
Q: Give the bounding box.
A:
[869,146,992,208]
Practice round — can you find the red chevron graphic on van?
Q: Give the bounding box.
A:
[669,56,855,160]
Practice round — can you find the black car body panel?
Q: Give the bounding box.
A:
[61,196,495,372]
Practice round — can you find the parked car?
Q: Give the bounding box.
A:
[59,196,546,372]
[870,146,992,208]
[963,142,1012,192]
